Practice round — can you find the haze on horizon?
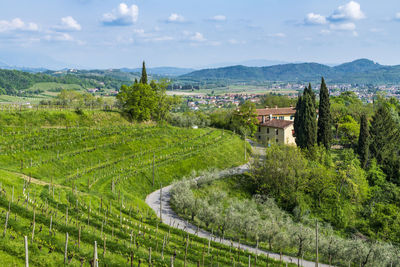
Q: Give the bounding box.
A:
[1,0,400,69]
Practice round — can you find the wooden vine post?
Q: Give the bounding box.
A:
[184,234,189,267]
[64,232,69,264]
[93,241,98,267]
[3,211,9,237]
[24,236,29,267]
[31,209,36,242]
[315,220,319,267]
[148,247,152,265]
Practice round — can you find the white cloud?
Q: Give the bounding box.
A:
[267,33,286,38]
[209,41,221,46]
[210,15,226,22]
[167,13,185,23]
[44,32,74,42]
[395,12,400,20]
[190,32,206,42]
[57,16,81,31]
[133,28,145,36]
[0,18,38,32]
[329,1,365,21]
[151,36,174,42]
[330,22,356,31]
[102,3,139,26]
[305,13,327,25]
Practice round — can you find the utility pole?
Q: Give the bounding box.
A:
[152,152,155,187]
[160,183,163,223]
[244,134,247,161]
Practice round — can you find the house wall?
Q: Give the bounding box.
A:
[283,125,296,145]
[255,124,296,145]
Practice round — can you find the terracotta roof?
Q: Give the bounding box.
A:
[256,107,296,116]
[260,120,293,129]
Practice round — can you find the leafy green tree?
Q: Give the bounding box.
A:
[358,113,369,169]
[259,93,297,108]
[337,115,360,147]
[231,101,258,136]
[116,82,157,121]
[317,77,332,149]
[140,61,148,84]
[252,145,308,210]
[150,80,181,122]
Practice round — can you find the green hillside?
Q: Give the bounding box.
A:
[180,58,400,84]
[0,110,287,266]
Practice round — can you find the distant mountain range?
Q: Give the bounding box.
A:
[121,67,195,76]
[180,59,400,84]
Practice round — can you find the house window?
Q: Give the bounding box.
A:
[276,139,279,143]
[272,116,277,120]
[267,128,269,134]
[290,116,294,120]
[258,126,261,132]
[279,116,284,120]
[258,135,261,139]
[275,129,279,135]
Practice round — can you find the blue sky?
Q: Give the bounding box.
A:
[1,0,400,69]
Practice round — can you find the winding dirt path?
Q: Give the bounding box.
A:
[145,141,331,267]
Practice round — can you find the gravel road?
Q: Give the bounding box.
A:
[145,141,331,267]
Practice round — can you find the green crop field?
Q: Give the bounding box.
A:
[27,82,85,92]
[0,110,287,266]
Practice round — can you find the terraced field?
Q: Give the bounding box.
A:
[0,116,288,266]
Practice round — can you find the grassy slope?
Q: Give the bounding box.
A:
[0,110,286,266]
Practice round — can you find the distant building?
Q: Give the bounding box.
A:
[256,107,296,123]
[255,107,296,145]
[87,88,99,93]
[255,120,295,145]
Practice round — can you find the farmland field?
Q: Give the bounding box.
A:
[0,110,288,266]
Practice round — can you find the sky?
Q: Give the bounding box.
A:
[1,0,400,69]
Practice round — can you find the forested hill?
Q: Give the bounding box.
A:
[180,59,400,84]
[0,69,141,95]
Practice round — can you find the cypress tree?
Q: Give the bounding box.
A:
[369,106,400,183]
[317,77,332,149]
[294,93,304,147]
[140,61,148,84]
[134,78,138,84]
[357,113,369,169]
[294,84,317,149]
[302,84,317,149]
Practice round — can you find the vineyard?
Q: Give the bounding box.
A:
[0,110,288,266]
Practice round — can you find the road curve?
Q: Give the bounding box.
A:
[145,164,330,267]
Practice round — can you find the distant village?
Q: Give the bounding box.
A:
[176,82,400,110]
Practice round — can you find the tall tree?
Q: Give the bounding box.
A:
[369,105,400,182]
[294,84,317,149]
[231,101,259,136]
[317,77,332,149]
[294,94,304,147]
[357,113,369,169]
[140,61,148,84]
